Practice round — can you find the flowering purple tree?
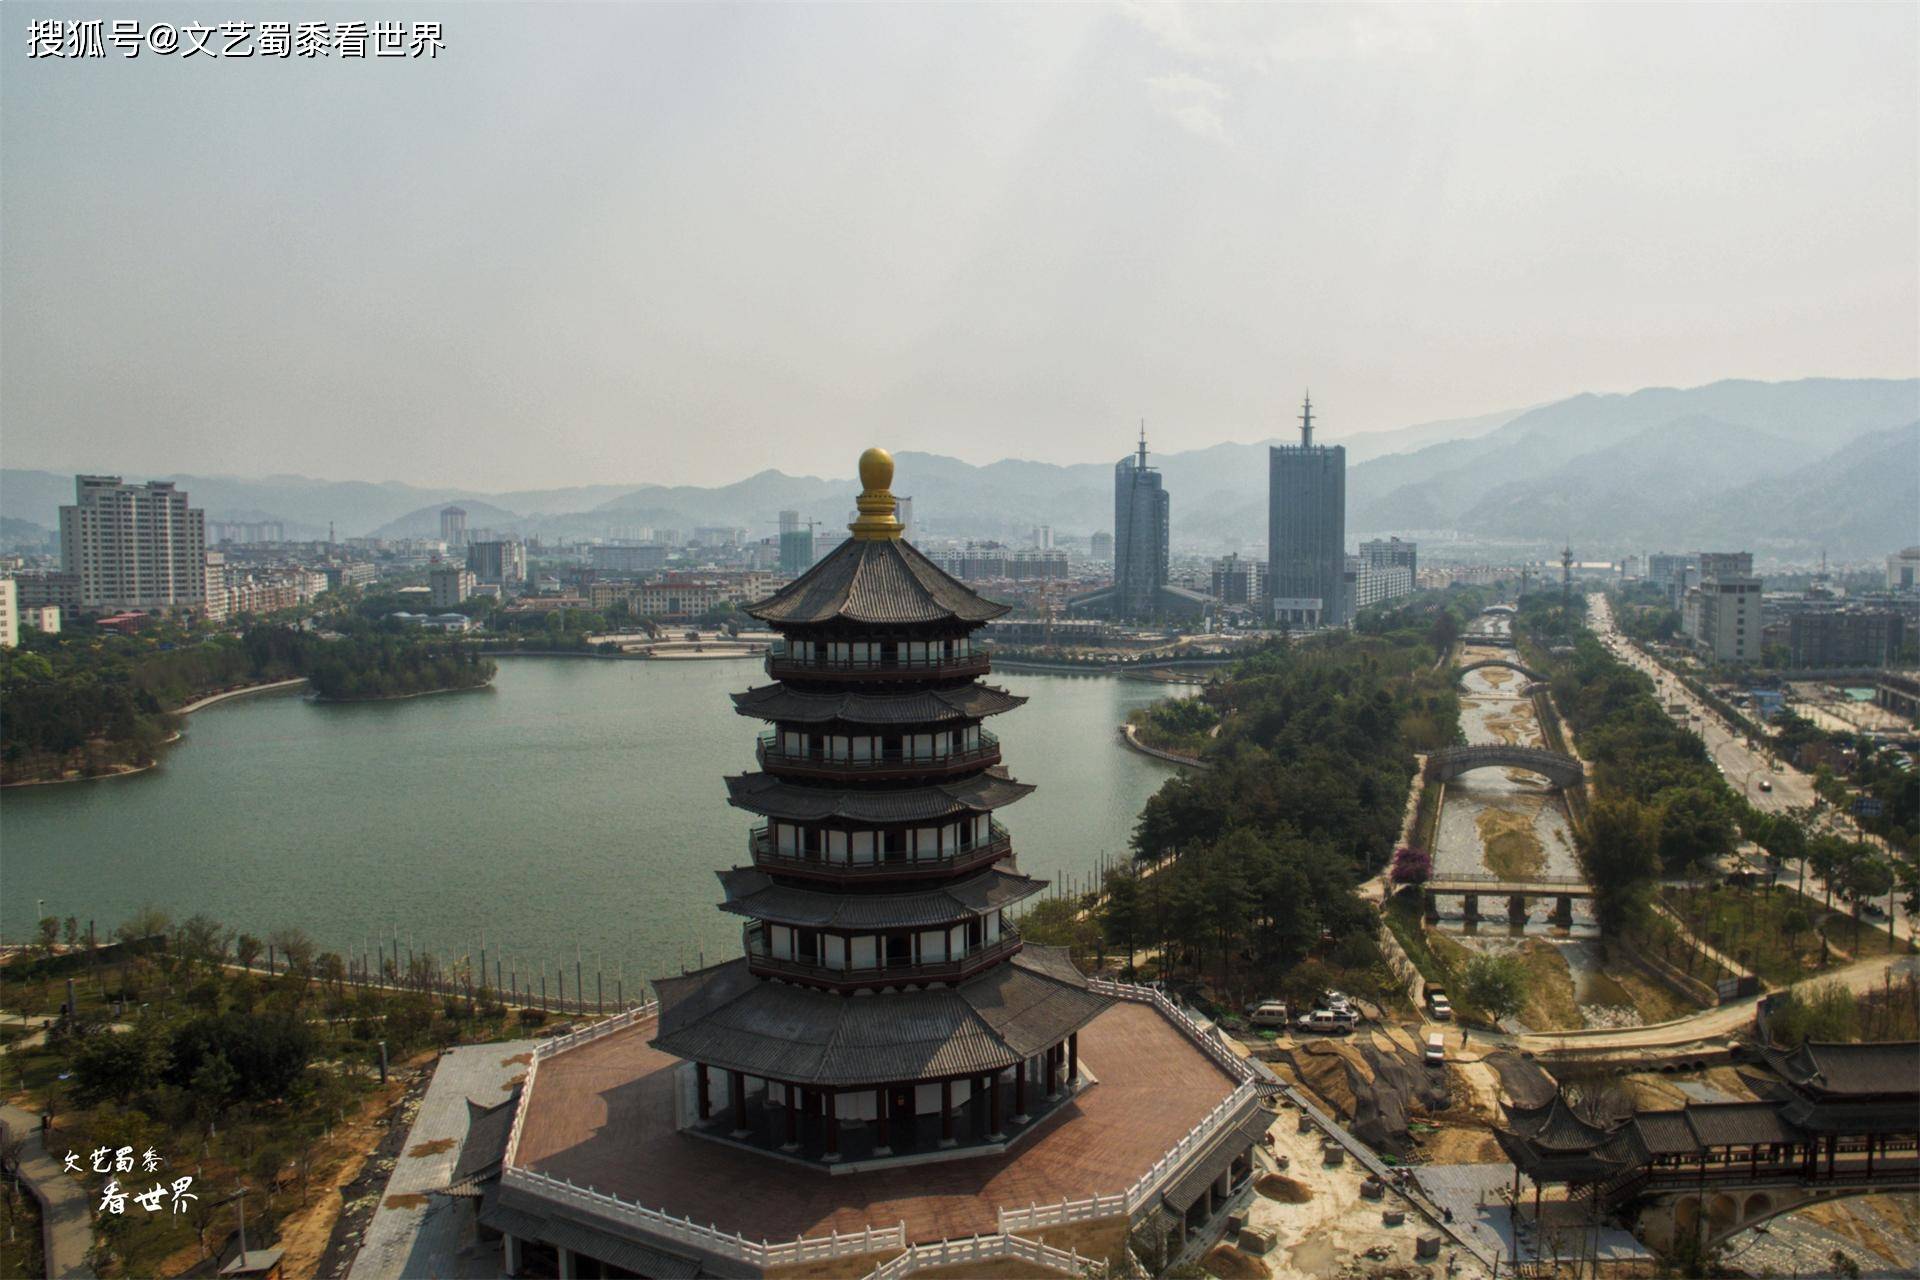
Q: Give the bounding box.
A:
[1391,845,1432,886]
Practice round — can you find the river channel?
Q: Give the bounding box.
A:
[1431,645,1646,1029]
[0,658,1188,994]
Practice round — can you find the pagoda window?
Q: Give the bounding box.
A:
[769,924,795,961]
[782,730,805,754]
[913,827,938,858]
[920,930,949,963]
[948,924,966,958]
[831,641,850,662]
[824,935,846,969]
[883,829,907,859]
[851,936,878,970]
[777,824,799,855]
[803,828,824,856]
[967,917,985,948]
[828,735,851,760]
[985,910,1002,942]
[885,935,911,967]
[827,829,849,862]
[851,830,875,863]
[797,930,820,963]
[851,736,873,763]
[962,725,980,750]
[911,733,935,761]
[880,641,898,664]
[908,641,928,664]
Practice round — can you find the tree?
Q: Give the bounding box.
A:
[1100,872,1147,971]
[116,903,172,944]
[1581,796,1661,937]
[1390,845,1432,886]
[1462,953,1529,1021]
[70,1022,170,1105]
[35,916,59,956]
[234,933,263,973]
[1839,853,1894,946]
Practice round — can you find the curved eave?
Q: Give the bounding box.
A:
[746,536,1010,626]
[715,865,1045,929]
[649,949,1108,1087]
[731,681,1027,726]
[724,769,1034,822]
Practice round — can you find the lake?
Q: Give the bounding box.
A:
[0,657,1187,997]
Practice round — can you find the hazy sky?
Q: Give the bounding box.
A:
[4,3,1915,491]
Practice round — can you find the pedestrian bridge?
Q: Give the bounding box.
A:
[1454,657,1548,686]
[1425,744,1584,789]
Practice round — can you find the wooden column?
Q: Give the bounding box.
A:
[1046,1044,1061,1099]
[977,1075,991,1139]
[1013,1056,1028,1123]
[697,1064,711,1121]
[875,1086,892,1155]
[1068,1032,1079,1089]
[824,1089,840,1161]
[783,1083,799,1151]
[729,1070,749,1138]
[940,1080,955,1148]
[988,1068,1005,1140]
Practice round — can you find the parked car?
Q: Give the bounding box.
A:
[1295,1010,1353,1035]
[1424,1033,1446,1066]
[1758,779,1773,792]
[1246,1001,1290,1028]
[1426,987,1453,1022]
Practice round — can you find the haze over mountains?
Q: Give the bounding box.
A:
[4,378,1914,559]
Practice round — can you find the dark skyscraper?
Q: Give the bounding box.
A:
[1113,427,1170,619]
[1268,393,1347,628]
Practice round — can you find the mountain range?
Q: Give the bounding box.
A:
[3,377,1914,558]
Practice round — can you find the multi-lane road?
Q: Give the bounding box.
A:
[1587,593,1911,946]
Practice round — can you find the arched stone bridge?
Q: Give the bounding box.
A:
[1632,1164,1920,1252]
[1480,604,1516,615]
[1454,657,1548,686]
[1425,744,1584,789]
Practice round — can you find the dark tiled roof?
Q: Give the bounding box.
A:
[1680,1102,1803,1149]
[747,537,1009,626]
[1759,1041,1920,1097]
[731,682,1026,725]
[1501,1094,1619,1152]
[449,1096,516,1188]
[1161,1100,1270,1212]
[725,770,1034,822]
[716,866,1045,929]
[649,949,1106,1086]
[1629,1111,1698,1157]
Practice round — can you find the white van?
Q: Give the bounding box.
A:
[1424,1033,1446,1066]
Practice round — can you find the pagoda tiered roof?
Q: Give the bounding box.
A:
[732,681,1026,724]
[716,865,1044,929]
[747,536,1009,627]
[649,947,1107,1086]
[725,769,1034,822]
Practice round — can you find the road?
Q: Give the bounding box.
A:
[0,1104,98,1278]
[1587,594,1913,946]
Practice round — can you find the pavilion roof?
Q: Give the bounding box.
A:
[732,681,1026,725]
[715,865,1045,929]
[747,537,1008,627]
[1499,1094,1620,1152]
[725,769,1034,823]
[649,948,1108,1087]
[1758,1040,1920,1098]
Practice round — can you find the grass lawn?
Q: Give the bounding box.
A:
[1659,883,1903,987]
[0,1183,45,1280]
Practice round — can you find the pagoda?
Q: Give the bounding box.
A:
[648,446,1110,1164]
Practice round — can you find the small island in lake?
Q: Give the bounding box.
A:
[1,621,495,784]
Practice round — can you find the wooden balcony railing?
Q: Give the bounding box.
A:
[747,824,1013,880]
[766,645,989,682]
[744,927,1022,989]
[756,731,999,778]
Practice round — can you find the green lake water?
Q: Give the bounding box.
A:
[0,658,1185,996]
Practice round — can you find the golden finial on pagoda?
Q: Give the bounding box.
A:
[848,447,903,540]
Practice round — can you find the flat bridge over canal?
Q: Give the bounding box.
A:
[1425,874,1594,899]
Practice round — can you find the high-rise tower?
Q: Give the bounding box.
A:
[1267,393,1348,628]
[1112,425,1171,619]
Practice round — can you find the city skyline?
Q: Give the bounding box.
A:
[5,5,1915,490]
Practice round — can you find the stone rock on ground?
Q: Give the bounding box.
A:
[1276,1037,1451,1157]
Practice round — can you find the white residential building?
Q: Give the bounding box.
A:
[430,565,478,609]
[58,475,208,612]
[0,578,15,648]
